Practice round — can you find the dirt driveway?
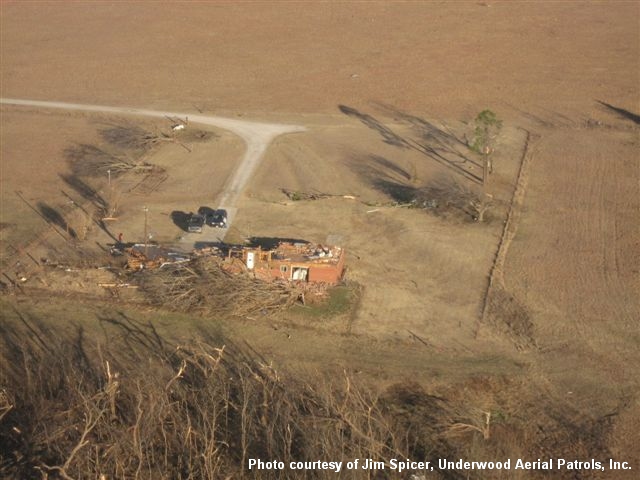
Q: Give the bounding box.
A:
[0,97,305,246]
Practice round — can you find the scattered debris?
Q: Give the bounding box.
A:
[228,241,345,285]
[124,244,189,270]
[98,283,138,289]
[281,189,358,202]
[137,256,304,317]
[282,189,332,201]
[192,245,223,257]
[7,235,344,316]
[65,143,159,178]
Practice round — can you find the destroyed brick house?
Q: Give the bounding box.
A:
[228,242,345,285]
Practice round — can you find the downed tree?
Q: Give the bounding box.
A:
[282,188,332,201]
[137,256,304,317]
[281,188,357,202]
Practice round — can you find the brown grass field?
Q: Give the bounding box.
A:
[1,2,639,479]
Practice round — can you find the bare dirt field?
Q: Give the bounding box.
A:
[1,2,637,120]
[1,2,639,479]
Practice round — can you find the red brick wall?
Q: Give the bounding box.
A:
[258,252,345,285]
[309,266,339,284]
[309,253,345,284]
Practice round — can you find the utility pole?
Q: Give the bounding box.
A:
[482,145,490,188]
[67,199,75,237]
[143,206,149,258]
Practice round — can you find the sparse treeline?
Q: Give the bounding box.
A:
[0,307,615,479]
[0,313,466,480]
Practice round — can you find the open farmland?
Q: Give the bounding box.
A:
[1,2,639,479]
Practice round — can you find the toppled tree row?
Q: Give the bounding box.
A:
[137,256,304,317]
[65,143,159,178]
[0,315,454,480]
[66,124,216,179]
[65,123,177,179]
[1,306,617,479]
[282,188,333,201]
[100,124,166,151]
[366,176,495,223]
[281,188,357,202]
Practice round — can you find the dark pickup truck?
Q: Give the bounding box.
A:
[198,207,228,228]
[187,213,205,233]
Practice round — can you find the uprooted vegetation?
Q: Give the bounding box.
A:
[137,256,305,318]
[280,178,493,223]
[55,122,178,237]
[0,306,619,480]
[416,177,494,223]
[99,124,166,151]
[1,246,344,321]
[64,143,159,178]
[60,122,216,218]
[64,122,176,179]
[0,311,458,479]
[369,174,495,223]
[100,122,217,151]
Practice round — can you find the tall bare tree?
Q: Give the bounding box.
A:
[470,110,502,185]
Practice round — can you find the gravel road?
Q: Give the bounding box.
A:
[0,98,306,245]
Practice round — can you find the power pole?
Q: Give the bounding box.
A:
[482,145,491,188]
[483,152,488,187]
[143,206,149,258]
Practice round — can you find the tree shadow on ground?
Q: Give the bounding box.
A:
[339,105,481,183]
[59,174,107,211]
[58,175,117,240]
[64,143,123,178]
[37,202,76,238]
[369,154,412,181]
[351,154,483,222]
[374,102,480,167]
[597,100,640,125]
[350,153,416,203]
[96,310,170,361]
[339,105,410,148]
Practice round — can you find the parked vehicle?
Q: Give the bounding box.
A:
[198,207,228,228]
[187,213,205,233]
[210,209,228,228]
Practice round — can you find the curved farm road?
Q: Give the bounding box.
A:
[0,98,306,243]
